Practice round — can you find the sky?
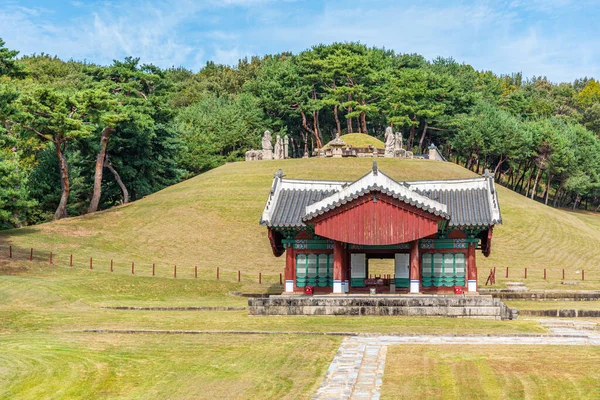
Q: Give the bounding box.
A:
[1,0,599,83]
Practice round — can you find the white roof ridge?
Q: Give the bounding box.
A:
[303,165,449,221]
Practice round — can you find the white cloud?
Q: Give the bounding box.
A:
[0,0,597,81]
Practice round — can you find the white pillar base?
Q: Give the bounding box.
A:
[333,280,343,294]
[410,280,420,294]
[467,280,477,292]
[285,280,294,293]
[344,280,349,293]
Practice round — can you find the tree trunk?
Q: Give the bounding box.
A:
[466,154,473,170]
[418,120,429,153]
[573,194,581,210]
[493,155,505,176]
[530,166,543,200]
[313,110,322,147]
[105,157,129,204]
[88,127,115,213]
[300,111,322,149]
[360,100,367,133]
[552,180,565,207]
[515,162,530,193]
[54,141,70,220]
[544,173,554,205]
[407,117,417,149]
[333,104,341,135]
[346,94,353,133]
[525,166,536,198]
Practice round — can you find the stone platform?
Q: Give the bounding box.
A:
[248,294,517,320]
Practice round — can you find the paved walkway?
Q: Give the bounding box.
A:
[313,320,600,400]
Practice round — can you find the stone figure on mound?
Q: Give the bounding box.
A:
[274,135,284,160]
[245,149,264,161]
[384,126,395,158]
[262,130,273,160]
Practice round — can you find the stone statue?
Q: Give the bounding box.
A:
[245,149,256,161]
[384,126,395,158]
[283,135,289,159]
[394,132,403,151]
[262,130,273,160]
[274,135,284,160]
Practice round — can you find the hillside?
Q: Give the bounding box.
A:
[322,133,385,149]
[1,158,600,289]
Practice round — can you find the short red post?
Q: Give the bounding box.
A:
[90,257,93,270]
[131,262,134,275]
[195,266,198,279]
[70,254,73,267]
[280,273,282,285]
[562,269,565,280]
[544,268,546,280]
[30,248,33,261]
[152,263,155,276]
[524,267,527,279]
[582,270,585,281]
[259,272,262,284]
[50,252,53,264]
[9,245,12,258]
[505,267,509,278]
[174,265,177,278]
[217,267,219,280]
[238,270,240,282]
[110,260,113,272]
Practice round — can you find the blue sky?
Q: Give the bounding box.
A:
[1,0,599,82]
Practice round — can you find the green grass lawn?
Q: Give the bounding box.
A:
[1,158,600,398]
[381,345,600,400]
[0,260,549,399]
[0,333,339,400]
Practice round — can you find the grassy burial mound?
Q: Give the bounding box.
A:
[322,133,385,149]
[1,157,600,289]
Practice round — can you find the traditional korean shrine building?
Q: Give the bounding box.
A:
[260,163,502,294]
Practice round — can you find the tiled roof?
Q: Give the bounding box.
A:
[260,165,502,228]
[270,189,337,227]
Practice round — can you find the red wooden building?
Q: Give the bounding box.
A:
[260,163,501,294]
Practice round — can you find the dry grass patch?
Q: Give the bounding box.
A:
[381,345,600,400]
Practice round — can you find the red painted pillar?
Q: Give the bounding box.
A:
[333,240,344,293]
[409,240,420,293]
[284,245,295,293]
[467,242,477,292]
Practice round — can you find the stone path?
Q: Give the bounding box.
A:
[313,320,600,400]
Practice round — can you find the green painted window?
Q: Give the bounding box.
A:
[421,253,466,287]
[296,253,333,287]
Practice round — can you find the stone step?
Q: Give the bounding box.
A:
[248,295,517,320]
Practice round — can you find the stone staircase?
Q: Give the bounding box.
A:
[248,294,517,320]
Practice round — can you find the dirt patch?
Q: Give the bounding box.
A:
[0,262,28,275]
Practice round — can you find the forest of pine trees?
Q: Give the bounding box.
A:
[1,40,600,229]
